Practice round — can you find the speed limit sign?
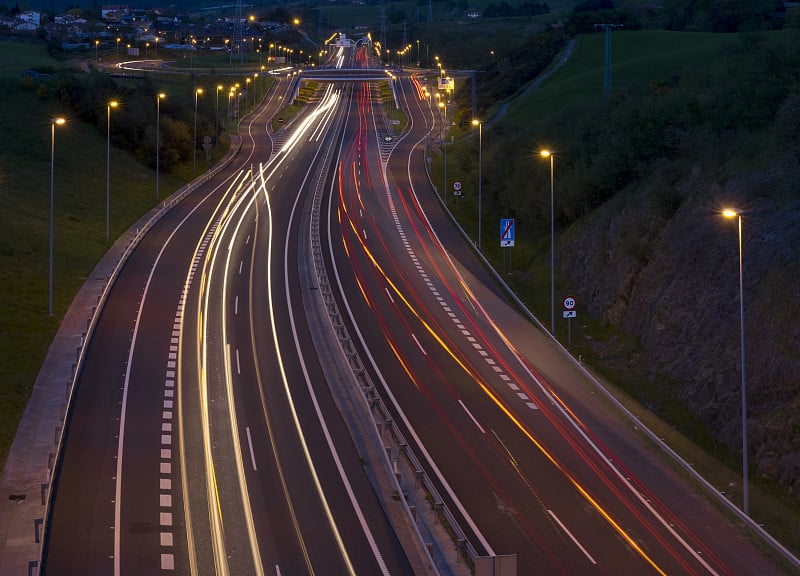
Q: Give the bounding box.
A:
[562,296,576,311]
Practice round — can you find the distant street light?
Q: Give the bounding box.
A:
[116,37,120,62]
[95,39,100,62]
[540,149,555,335]
[156,93,165,200]
[722,207,749,516]
[194,88,203,176]
[49,117,66,317]
[472,119,482,251]
[106,100,118,243]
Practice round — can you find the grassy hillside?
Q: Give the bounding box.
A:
[0,41,190,469]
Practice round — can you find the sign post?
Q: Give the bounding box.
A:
[562,295,576,349]
[500,218,515,272]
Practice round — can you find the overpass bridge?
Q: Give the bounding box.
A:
[288,67,399,104]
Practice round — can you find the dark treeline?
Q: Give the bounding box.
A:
[40,70,214,173]
[453,33,800,239]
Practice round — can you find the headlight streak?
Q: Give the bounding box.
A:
[309,85,340,142]
[263,157,360,575]
[197,170,253,576]
[176,168,251,576]
[248,163,316,573]
[279,89,340,154]
[389,83,720,573]
[217,173,266,575]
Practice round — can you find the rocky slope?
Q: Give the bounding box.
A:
[558,152,800,495]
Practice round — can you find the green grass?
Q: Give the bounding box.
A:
[499,30,741,125]
[0,41,196,471]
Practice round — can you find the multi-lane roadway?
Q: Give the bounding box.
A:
[42,44,785,576]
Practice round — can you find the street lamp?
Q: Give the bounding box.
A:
[116,37,120,61]
[156,93,165,200]
[194,88,203,176]
[246,77,251,109]
[439,101,447,204]
[49,117,66,317]
[472,119,482,251]
[216,85,223,151]
[540,149,555,335]
[106,100,118,243]
[95,39,100,62]
[722,207,749,515]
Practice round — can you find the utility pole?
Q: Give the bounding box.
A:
[594,23,622,97]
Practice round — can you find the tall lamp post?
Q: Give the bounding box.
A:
[49,117,66,317]
[722,207,749,515]
[439,101,447,203]
[194,88,203,177]
[472,119,482,251]
[216,84,223,151]
[106,100,118,243]
[540,149,555,335]
[156,93,165,200]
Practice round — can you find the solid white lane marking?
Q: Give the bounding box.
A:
[458,399,486,434]
[547,509,597,565]
[245,426,257,471]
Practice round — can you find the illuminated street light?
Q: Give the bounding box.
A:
[49,117,66,316]
[156,93,165,200]
[472,119,482,251]
[540,149,555,335]
[722,207,749,516]
[194,88,203,176]
[216,85,223,151]
[106,100,118,243]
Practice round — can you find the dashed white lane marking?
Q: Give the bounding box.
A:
[236,348,241,375]
[385,188,539,413]
[245,426,258,471]
[458,399,486,434]
[411,333,427,356]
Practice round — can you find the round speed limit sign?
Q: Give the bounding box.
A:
[562,296,576,311]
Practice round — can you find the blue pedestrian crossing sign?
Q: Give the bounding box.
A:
[500,218,515,247]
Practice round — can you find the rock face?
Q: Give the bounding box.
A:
[558,156,800,495]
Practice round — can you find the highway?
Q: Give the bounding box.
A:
[42,42,785,576]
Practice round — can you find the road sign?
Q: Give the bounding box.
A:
[563,310,577,318]
[452,180,462,196]
[500,218,515,247]
[562,295,576,311]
